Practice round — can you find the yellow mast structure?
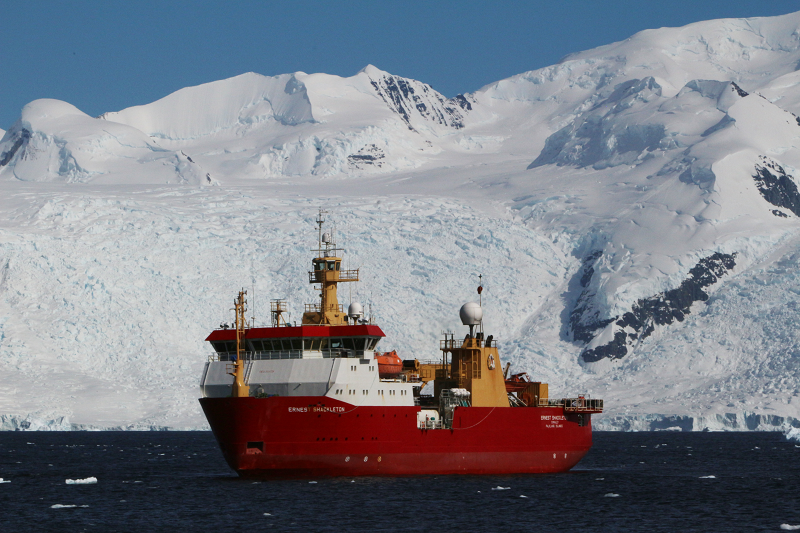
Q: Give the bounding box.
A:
[229,289,250,398]
[302,210,360,326]
[436,278,509,407]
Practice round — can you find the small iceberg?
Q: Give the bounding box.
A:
[781,525,800,531]
[520,495,528,498]
[66,477,97,485]
[51,504,89,509]
[263,513,272,516]
[491,486,510,491]
[699,475,716,479]
[308,481,317,484]
[604,493,620,498]
[0,478,9,484]
[785,428,800,442]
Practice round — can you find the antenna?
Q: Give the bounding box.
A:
[478,274,483,306]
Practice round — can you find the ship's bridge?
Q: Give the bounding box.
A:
[206,324,385,361]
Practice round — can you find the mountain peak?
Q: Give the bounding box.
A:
[358,64,390,77]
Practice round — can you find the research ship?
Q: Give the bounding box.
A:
[198,211,603,478]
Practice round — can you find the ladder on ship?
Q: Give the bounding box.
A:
[243,361,254,385]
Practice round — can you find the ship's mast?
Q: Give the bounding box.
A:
[302,209,359,326]
[229,289,250,398]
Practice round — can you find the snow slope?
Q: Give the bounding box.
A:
[3,12,800,430]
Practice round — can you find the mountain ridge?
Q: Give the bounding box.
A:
[3,11,800,430]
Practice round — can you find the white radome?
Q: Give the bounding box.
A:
[348,302,364,319]
[459,302,483,326]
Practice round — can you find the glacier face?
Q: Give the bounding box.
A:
[3,12,800,430]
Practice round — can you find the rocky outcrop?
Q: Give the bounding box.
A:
[367,71,471,131]
[0,128,31,167]
[753,156,800,217]
[577,252,736,362]
[348,144,385,169]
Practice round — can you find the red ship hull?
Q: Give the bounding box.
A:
[200,396,593,478]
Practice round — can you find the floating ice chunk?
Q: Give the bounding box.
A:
[491,486,510,490]
[781,525,800,531]
[699,475,716,479]
[66,477,97,484]
[786,428,800,442]
[596,478,604,480]
[0,478,9,484]
[308,481,317,484]
[263,513,272,516]
[51,504,89,508]
[604,493,620,498]
[520,495,528,498]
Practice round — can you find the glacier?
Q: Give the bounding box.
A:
[3,12,800,430]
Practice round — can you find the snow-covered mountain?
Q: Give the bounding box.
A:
[3,12,800,431]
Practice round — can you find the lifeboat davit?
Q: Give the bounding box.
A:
[375,350,403,378]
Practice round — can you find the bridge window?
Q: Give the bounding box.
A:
[343,338,355,350]
[211,341,236,353]
[304,339,321,351]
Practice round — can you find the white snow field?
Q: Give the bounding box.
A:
[3,12,800,430]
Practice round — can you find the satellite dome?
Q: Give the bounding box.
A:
[348,302,364,319]
[322,232,332,244]
[459,302,483,326]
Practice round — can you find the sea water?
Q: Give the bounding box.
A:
[1,431,799,532]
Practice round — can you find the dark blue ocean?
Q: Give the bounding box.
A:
[1,431,799,532]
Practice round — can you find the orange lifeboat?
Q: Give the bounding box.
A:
[505,372,532,393]
[375,350,403,378]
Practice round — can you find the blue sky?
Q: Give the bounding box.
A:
[2,1,799,130]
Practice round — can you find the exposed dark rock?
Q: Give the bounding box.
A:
[348,144,385,170]
[368,73,469,131]
[772,209,789,218]
[451,94,472,111]
[730,82,749,98]
[753,157,800,217]
[580,252,737,363]
[0,128,31,167]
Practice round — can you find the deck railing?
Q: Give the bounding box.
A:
[303,303,345,314]
[538,397,604,412]
[208,350,366,362]
[308,269,359,283]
